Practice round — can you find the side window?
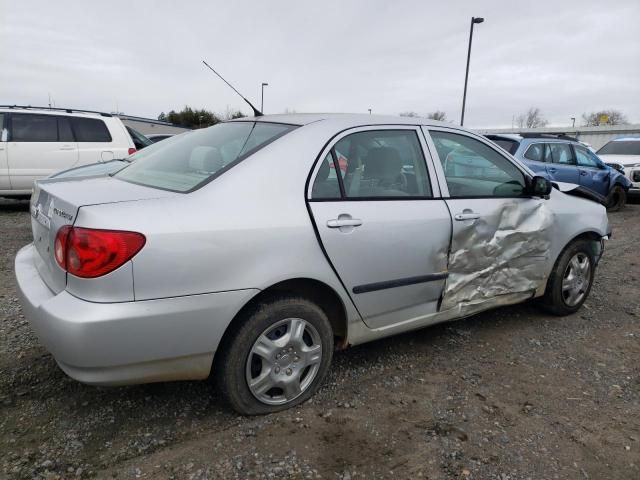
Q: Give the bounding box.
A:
[11,114,58,142]
[71,118,112,142]
[545,143,575,165]
[312,129,431,199]
[430,130,526,198]
[311,152,342,199]
[574,145,600,168]
[58,117,74,142]
[524,143,545,162]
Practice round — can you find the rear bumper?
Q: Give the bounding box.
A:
[15,243,258,385]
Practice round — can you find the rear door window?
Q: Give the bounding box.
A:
[523,143,545,162]
[11,114,58,142]
[312,129,432,199]
[71,117,112,142]
[116,121,296,192]
[545,143,575,165]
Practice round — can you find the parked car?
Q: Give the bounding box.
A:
[0,106,147,197]
[147,133,175,143]
[48,130,186,180]
[596,137,640,197]
[16,114,610,415]
[125,125,154,150]
[485,133,631,211]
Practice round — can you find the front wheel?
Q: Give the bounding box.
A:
[606,185,626,212]
[216,297,334,415]
[540,239,596,316]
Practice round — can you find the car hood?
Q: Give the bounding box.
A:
[551,181,607,206]
[598,154,640,166]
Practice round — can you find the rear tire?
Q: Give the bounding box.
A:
[539,239,595,316]
[606,185,626,212]
[216,296,333,415]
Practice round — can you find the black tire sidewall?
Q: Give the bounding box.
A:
[217,297,334,415]
[607,185,626,212]
[542,239,596,316]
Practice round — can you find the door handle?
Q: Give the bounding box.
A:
[580,171,588,176]
[327,218,363,228]
[548,167,557,173]
[59,145,76,151]
[454,212,481,221]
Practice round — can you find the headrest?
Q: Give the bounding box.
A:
[364,147,402,180]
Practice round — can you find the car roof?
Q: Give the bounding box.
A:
[231,113,455,129]
[0,106,111,119]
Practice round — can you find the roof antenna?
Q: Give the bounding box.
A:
[202,60,263,117]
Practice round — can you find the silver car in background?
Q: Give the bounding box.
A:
[15,114,610,415]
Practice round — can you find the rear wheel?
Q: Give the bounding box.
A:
[606,185,626,212]
[217,297,333,415]
[540,239,595,316]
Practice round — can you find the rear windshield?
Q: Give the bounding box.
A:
[486,136,519,155]
[597,140,640,156]
[116,121,296,192]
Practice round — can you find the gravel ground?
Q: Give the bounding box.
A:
[1,198,639,480]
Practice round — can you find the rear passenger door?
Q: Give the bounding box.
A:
[544,142,580,184]
[308,126,452,329]
[7,113,78,190]
[574,144,610,196]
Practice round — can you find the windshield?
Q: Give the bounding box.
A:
[597,140,640,156]
[116,121,296,192]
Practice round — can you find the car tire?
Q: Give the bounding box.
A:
[539,239,596,316]
[216,296,334,415]
[606,185,626,212]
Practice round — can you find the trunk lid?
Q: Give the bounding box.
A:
[29,176,173,293]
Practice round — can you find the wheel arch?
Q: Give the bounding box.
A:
[541,230,603,294]
[212,277,349,376]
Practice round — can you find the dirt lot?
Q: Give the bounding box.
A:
[1,198,638,480]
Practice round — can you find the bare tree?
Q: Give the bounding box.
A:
[516,107,548,128]
[581,110,628,126]
[427,110,447,122]
[399,111,419,118]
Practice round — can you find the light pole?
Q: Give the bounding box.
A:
[571,117,576,128]
[368,108,372,115]
[460,16,484,126]
[261,82,268,113]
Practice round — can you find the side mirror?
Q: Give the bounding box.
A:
[530,175,552,197]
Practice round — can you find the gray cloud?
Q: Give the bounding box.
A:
[1,0,638,127]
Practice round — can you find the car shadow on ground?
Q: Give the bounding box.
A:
[0,198,30,211]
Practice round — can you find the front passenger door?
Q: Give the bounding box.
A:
[574,144,610,196]
[425,128,552,311]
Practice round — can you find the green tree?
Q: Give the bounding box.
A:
[159,106,222,129]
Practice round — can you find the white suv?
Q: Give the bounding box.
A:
[0,106,138,197]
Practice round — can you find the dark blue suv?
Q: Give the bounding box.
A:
[486,134,632,211]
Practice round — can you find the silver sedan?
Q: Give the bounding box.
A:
[15,114,610,414]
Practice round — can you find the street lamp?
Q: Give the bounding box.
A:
[261,82,268,113]
[460,16,484,126]
[571,117,576,128]
[368,108,372,115]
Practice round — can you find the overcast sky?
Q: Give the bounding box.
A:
[1,0,639,128]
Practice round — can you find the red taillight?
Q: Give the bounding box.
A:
[54,227,145,278]
[127,147,137,156]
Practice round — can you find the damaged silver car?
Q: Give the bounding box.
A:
[15,114,610,415]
